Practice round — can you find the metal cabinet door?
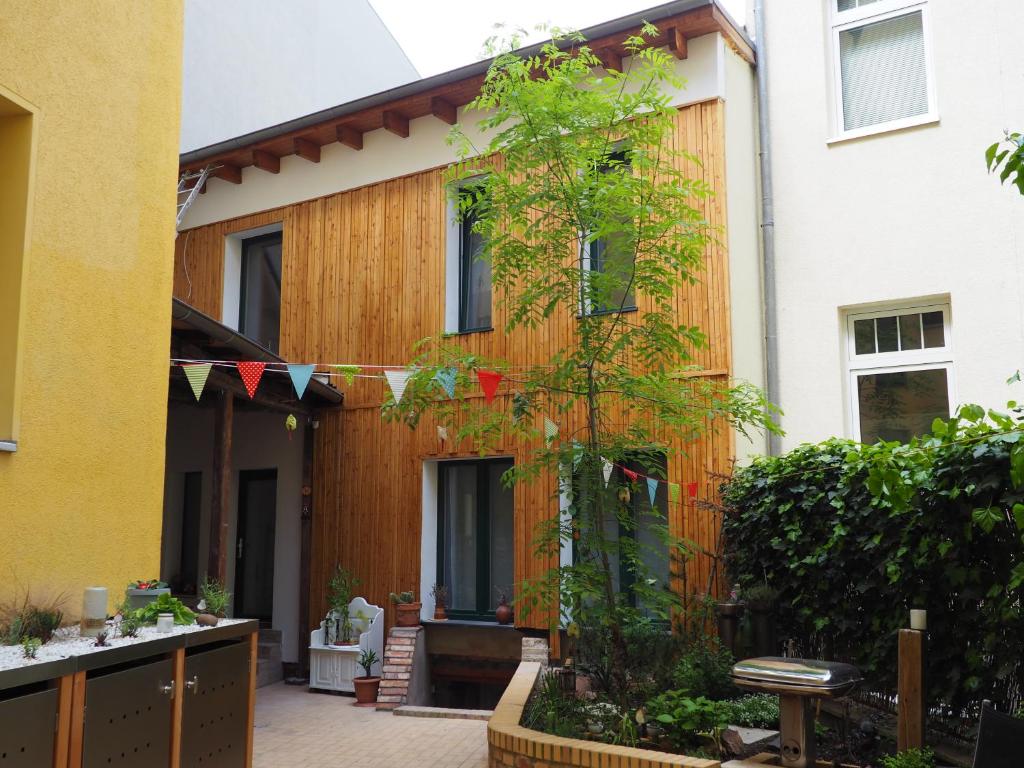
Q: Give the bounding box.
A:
[82,658,174,768]
[180,642,250,768]
[0,687,58,768]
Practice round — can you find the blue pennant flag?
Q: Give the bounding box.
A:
[287,364,315,399]
[647,478,659,507]
[434,367,457,398]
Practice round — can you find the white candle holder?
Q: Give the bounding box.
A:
[910,609,927,631]
[80,587,108,637]
[156,613,174,633]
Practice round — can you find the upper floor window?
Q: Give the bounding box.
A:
[239,232,282,353]
[830,0,936,138]
[846,302,953,443]
[582,152,637,315]
[458,186,491,332]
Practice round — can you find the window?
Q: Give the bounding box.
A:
[458,187,491,332]
[437,458,514,620]
[582,152,636,315]
[846,303,953,443]
[239,232,282,352]
[830,0,936,138]
[0,88,37,451]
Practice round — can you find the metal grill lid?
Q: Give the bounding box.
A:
[732,657,862,689]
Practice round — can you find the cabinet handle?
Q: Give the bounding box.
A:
[186,675,200,695]
[159,681,175,697]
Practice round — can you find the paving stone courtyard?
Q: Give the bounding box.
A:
[252,683,489,768]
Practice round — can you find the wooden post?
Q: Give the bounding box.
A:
[53,673,74,768]
[169,647,185,768]
[67,671,87,768]
[298,418,315,677]
[207,390,234,582]
[898,628,924,751]
[244,631,258,767]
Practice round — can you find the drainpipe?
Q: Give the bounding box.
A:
[753,0,781,455]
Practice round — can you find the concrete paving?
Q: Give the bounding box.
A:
[253,682,489,768]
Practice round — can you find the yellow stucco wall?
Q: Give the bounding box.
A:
[0,3,183,615]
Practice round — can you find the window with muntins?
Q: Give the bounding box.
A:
[459,187,491,332]
[831,0,935,136]
[437,458,514,620]
[239,232,282,353]
[846,303,953,444]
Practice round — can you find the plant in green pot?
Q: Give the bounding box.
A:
[389,590,421,627]
[125,580,170,611]
[353,649,381,706]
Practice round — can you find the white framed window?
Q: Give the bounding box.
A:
[829,0,938,141]
[444,178,491,333]
[845,302,954,443]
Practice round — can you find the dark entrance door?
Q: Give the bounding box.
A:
[235,469,277,622]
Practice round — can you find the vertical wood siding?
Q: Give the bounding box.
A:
[173,99,736,630]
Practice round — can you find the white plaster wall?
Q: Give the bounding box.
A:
[181,33,727,229]
[181,0,418,152]
[765,0,1024,450]
[162,404,305,662]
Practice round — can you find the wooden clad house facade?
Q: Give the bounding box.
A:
[168,1,765,664]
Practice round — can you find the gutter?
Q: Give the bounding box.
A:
[753,0,781,455]
[179,0,751,166]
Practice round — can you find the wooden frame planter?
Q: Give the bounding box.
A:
[488,661,719,768]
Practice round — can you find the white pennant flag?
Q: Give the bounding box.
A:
[384,368,414,402]
[437,425,449,442]
[602,458,613,487]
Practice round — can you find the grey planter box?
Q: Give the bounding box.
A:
[125,587,170,611]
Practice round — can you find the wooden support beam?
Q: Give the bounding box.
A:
[67,671,86,768]
[215,164,242,184]
[244,632,258,767]
[298,418,315,677]
[252,149,280,174]
[382,110,409,138]
[294,137,321,163]
[430,96,457,125]
[597,47,623,72]
[54,674,74,768]
[207,390,234,582]
[668,27,688,59]
[336,124,363,150]
[897,629,924,751]
[169,647,185,768]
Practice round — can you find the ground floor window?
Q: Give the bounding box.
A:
[437,458,514,620]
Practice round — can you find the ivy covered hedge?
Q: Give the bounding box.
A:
[721,405,1024,711]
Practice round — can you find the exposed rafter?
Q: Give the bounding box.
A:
[382,110,410,138]
[430,97,457,125]
[596,47,623,72]
[294,137,321,163]
[668,27,688,59]
[337,125,364,150]
[253,149,281,174]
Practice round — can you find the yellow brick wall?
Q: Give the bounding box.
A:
[0,2,183,615]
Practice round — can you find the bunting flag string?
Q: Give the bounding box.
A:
[476,369,503,404]
[543,417,559,446]
[384,368,414,402]
[668,482,681,504]
[236,361,266,399]
[286,364,315,400]
[622,468,638,483]
[181,363,212,401]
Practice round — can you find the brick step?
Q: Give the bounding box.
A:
[394,706,493,721]
[258,628,282,643]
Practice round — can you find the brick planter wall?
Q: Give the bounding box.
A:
[488,661,720,768]
[377,625,422,710]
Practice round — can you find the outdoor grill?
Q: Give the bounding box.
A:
[732,657,862,767]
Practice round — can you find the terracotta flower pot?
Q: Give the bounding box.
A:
[495,598,513,625]
[395,602,421,627]
[433,603,448,621]
[353,676,380,706]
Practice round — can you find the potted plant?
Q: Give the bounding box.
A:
[715,584,745,656]
[196,577,231,626]
[353,649,381,706]
[495,589,513,625]
[431,584,448,621]
[125,580,170,611]
[327,566,359,645]
[389,590,421,627]
[744,582,778,657]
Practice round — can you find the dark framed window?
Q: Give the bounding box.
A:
[458,188,491,332]
[239,232,282,352]
[437,458,514,620]
[584,152,636,315]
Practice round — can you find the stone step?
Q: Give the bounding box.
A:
[393,706,493,721]
[257,641,281,660]
[258,627,282,643]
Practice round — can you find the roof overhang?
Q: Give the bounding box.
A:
[170,298,343,412]
[177,0,753,181]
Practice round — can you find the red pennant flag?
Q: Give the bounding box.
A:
[237,361,266,399]
[686,481,699,498]
[476,369,503,404]
[623,468,638,482]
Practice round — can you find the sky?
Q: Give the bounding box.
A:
[369,0,751,78]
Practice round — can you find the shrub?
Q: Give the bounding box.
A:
[645,691,730,752]
[523,671,588,738]
[1,592,65,645]
[672,638,736,701]
[723,694,779,729]
[721,405,1024,711]
[881,748,935,768]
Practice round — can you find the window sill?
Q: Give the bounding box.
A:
[423,618,518,629]
[577,306,639,319]
[827,113,940,145]
[453,327,494,336]
[0,440,16,453]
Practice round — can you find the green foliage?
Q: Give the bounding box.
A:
[199,577,231,617]
[671,637,736,701]
[118,612,141,638]
[645,692,730,752]
[21,637,41,659]
[328,566,359,613]
[389,590,415,604]
[722,694,779,729]
[357,648,379,678]
[721,404,1024,710]
[523,672,589,738]
[134,593,195,626]
[881,748,935,768]
[1,593,65,645]
[986,131,1024,195]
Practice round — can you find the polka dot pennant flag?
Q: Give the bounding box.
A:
[181,363,212,401]
[476,369,503,404]
[286,364,315,400]
[668,482,681,504]
[602,458,614,487]
[236,361,266,399]
[543,417,559,446]
[434,367,457,399]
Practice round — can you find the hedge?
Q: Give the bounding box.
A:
[721,404,1024,711]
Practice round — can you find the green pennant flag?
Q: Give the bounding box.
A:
[332,365,361,386]
[543,417,559,446]
[668,482,681,504]
[181,363,212,401]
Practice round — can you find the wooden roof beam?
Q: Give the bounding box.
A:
[294,137,321,163]
[430,96,457,125]
[596,47,623,73]
[668,27,688,60]
[383,110,409,138]
[252,149,280,174]
[214,164,242,184]
[336,124,363,150]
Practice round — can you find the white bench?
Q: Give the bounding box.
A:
[308,596,384,693]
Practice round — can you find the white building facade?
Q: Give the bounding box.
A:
[764,0,1024,450]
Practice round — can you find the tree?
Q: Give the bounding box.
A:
[384,26,775,705]
[986,130,1024,195]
